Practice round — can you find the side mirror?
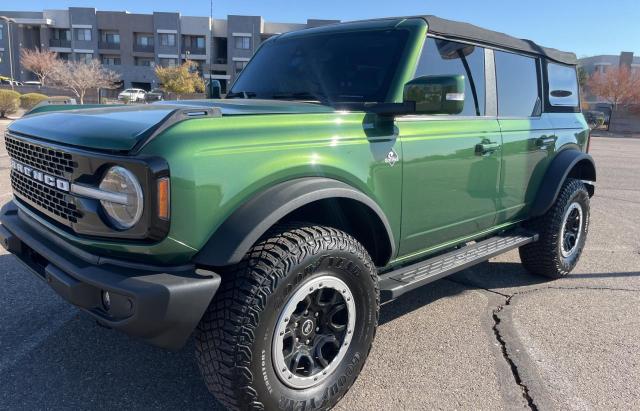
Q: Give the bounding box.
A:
[403,75,465,115]
[209,80,222,99]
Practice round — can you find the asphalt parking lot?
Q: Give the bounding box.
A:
[0,120,638,410]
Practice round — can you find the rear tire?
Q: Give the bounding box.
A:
[519,178,590,278]
[195,224,379,410]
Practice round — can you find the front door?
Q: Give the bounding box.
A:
[397,37,501,257]
[398,118,502,256]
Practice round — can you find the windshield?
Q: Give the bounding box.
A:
[228,29,410,105]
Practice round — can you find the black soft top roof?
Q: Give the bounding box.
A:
[421,15,577,65]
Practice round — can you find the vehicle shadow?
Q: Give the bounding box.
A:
[450,260,640,288]
[1,313,222,410]
[382,259,640,327]
[0,255,222,410]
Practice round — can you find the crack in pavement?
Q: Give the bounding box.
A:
[445,278,640,410]
[492,295,538,410]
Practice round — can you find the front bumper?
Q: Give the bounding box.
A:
[0,201,220,350]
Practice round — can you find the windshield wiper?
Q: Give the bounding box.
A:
[226,91,257,99]
[270,92,328,103]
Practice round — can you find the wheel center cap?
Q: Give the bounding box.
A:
[301,319,314,336]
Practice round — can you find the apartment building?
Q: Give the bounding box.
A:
[0,8,338,92]
[578,52,640,76]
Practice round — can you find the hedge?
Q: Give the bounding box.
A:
[20,92,48,110]
[0,89,21,118]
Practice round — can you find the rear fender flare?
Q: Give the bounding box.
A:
[530,149,596,217]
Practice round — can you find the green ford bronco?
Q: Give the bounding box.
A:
[1,15,595,410]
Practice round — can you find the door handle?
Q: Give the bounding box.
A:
[536,136,557,148]
[475,141,501,156]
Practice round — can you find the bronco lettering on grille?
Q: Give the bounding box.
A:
[10,159,70,192]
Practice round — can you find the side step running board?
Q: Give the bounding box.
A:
[379,231,538,302]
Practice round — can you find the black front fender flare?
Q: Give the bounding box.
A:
[193,178,396,267]
[530,149,596,217]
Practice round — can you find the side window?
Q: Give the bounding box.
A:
[495,51,540,117]
[415,37,485,116]
[547,63,579,107]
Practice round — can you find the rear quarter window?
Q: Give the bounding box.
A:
[547,63,579,107]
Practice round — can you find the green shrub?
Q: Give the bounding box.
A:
[0,90,21,118]
[19,92,48,110]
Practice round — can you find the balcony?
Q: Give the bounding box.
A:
[98,41,121,50]
[183,47,206,56]
[214,57,228,64]
[133,44,154,53]
[49,39,71,48]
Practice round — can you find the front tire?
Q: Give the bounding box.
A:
[195,224,379,410]
[519,178,590,278]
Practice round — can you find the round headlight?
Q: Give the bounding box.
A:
[99,166,143,230]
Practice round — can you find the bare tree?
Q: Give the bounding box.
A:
[50,59,120,104]
[20,49,62,86]
[587,67,640,109]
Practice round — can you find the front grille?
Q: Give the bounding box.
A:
[5,134,77,177]
[10,171,81,223]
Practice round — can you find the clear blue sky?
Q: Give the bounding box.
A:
[4,0,639,57]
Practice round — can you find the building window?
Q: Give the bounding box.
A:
[159,33,176,47]
[100,31,120,44]
[76,53,94,64]
[414,37,486,116]
[183,35,206,51]
[136,34,154,46]
[135,57,154,67]
[495,51,541,117]
[234,36,251,50]
[101,55,121,66]
[74,28,92,41]
[58,53,70,61]
[159,58,178,67]
[547,63,578,107]
[0,24,3,40]
[52,28,71,40]
[235,60,248,74]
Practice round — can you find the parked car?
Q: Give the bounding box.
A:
[583,110,605,129]
[592,103,613,129]
[23,80,42,87]
[117,88,147,102]
[0,15,595,411]
[0,76,20,86]
[145,88,166,102]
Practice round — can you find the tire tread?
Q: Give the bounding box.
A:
[195,223,378,411]
[519,178,590,278]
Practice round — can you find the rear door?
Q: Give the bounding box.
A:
[397,38,502,256]
[493,50,555,223]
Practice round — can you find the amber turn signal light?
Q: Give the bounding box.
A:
[157,177,170,220]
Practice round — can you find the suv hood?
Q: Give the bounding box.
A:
[8,100,335,152]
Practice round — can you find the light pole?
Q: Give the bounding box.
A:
[0,16,16,90]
